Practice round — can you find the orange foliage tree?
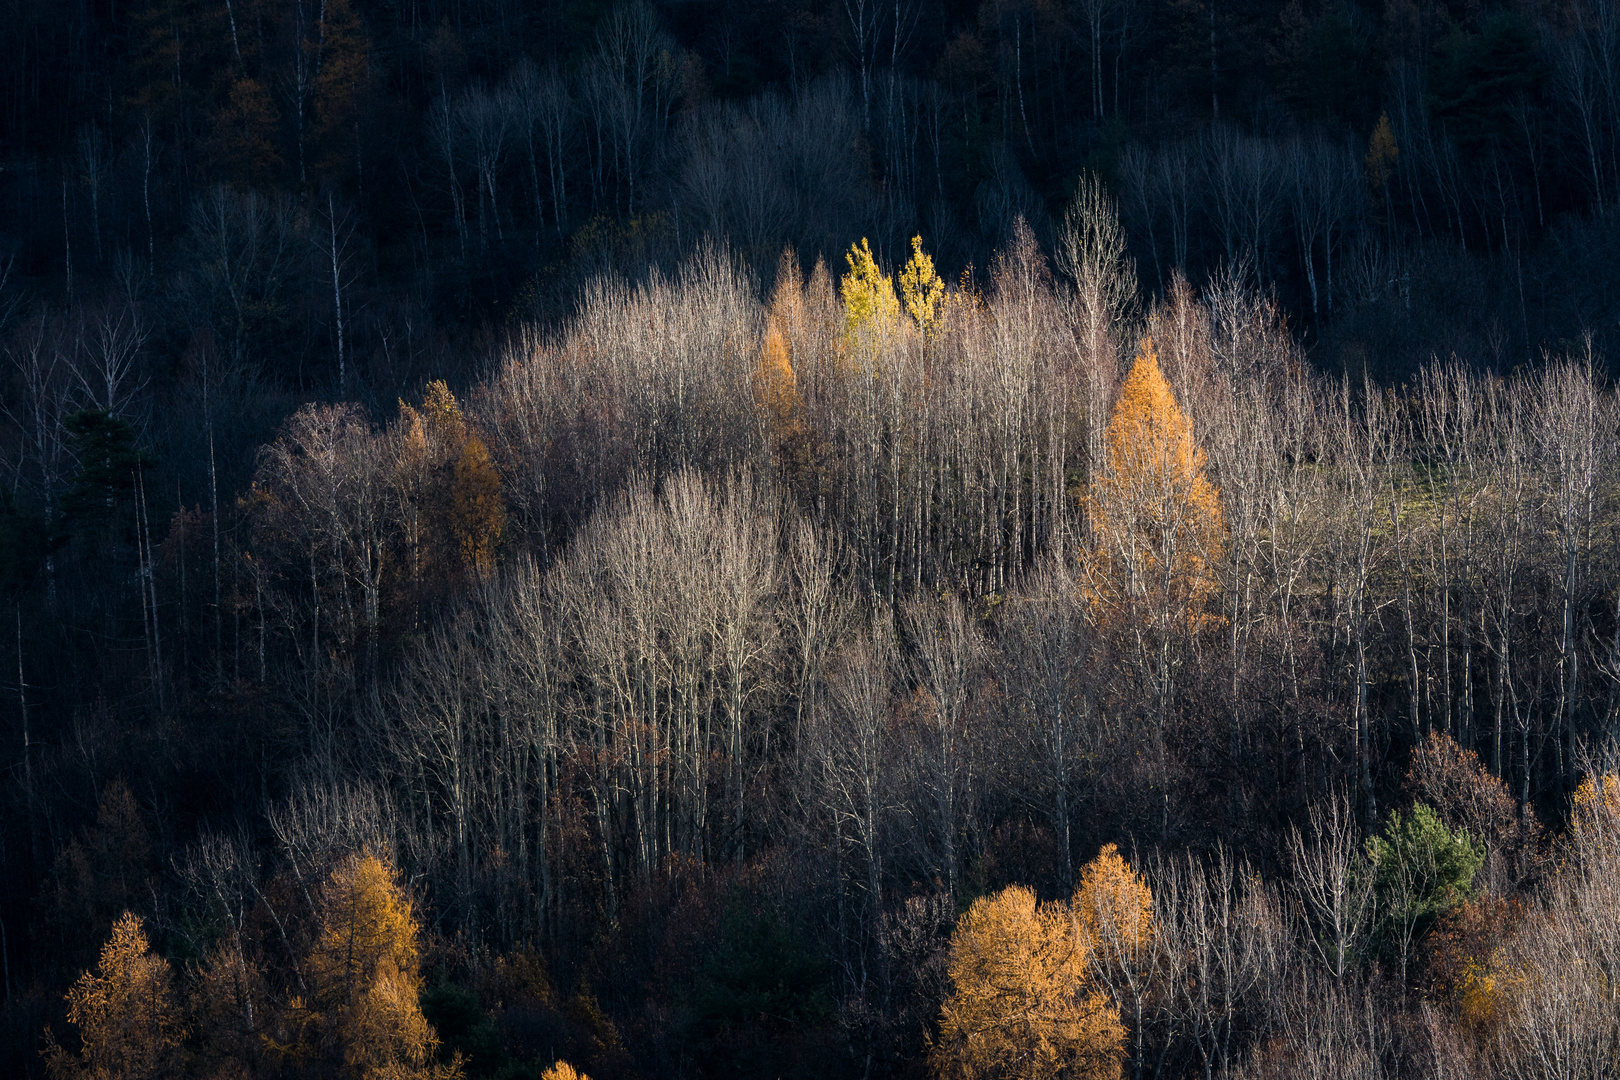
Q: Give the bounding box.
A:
[1073,845,1154,1076]
[932,885,1124,1080]
[1075,844,1153,963]
[540,1063,590,1080]
[395,380,505,591]
[1086,336,1224,614]
[756,257,829,498]
[1473,774,1620,1078]
[45,912,184,1080]
[754,323,804,448]
[1084,337,1224,726]
[275,852,459,1079]
[452,435,504,578]
[1422,894,1522,1033]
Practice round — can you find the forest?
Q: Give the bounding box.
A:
[5,0,1620,1075]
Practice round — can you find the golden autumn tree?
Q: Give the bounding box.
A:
[932,885,1124,1080]
[756,255,829,499]
[1571,770,1620,863]
[1475,777,1620,1079]
[393,380,505,591]
[1084,337,1223,741]
[419,379,467,442]
[898,235,945,339]
[1073,845,1154,1073]
[754,323,802,434]
[1085,336,1224,623]
[452,435,504,578]
[1075,844,1154,964]
[841,238,901,344]
[276,852,459,1079]
[540,1064,590,1080]
[753,320,816,484]
[1423,895,1522,1034]
[45,912,184,1080]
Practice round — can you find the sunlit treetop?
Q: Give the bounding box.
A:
[1084,337,1225,620]
[1075,843,1154,959]
[841,237,901,339]
[898,235,945,339]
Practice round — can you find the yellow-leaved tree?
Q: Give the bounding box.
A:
[452,435,504,578]
[45,912,184,1080]
[898,235,945,339]
[394,380,505,591]
[278,852,459,1079]
[540,1063,590,1080]
[1085,336,1224,627]
[1074,845,1154,1075]
[1075,844,1153,962]
[932,885,1124,1080]
[1572,770,1620,850]
[841,238,901,347]
[1479,773,1620,1078]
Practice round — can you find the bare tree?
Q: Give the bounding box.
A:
[997,557,1098,890]
[506,59,573,241]
[812,618,898,937]
[1057,172,1136,478]
[1154,849,1279,1080]
[899,592,983,901]
[1286,790,1375,980]
[453,84,511,252]
[588,2,677,216]
[314,193,358,388]
[70,304,149,424]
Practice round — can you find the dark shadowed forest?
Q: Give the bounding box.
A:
[5,0,1620,1076]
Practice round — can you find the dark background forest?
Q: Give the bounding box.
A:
[5,0,1620,1075]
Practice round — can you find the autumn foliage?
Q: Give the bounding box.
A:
[1075,843,1155,965]
[1084,337,1224,624]
[539,1063,589,1080]
[898,235,946,339]
[933,883,1125,1080]
[841,238,901,333]
[45,912,183,1080]
[19,0,1620,1068]
[278,852,455,1079]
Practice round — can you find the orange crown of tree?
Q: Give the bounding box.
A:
[1101,339,1213,497]
[932,884,1124,1080]
[1087,337,1224,613]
